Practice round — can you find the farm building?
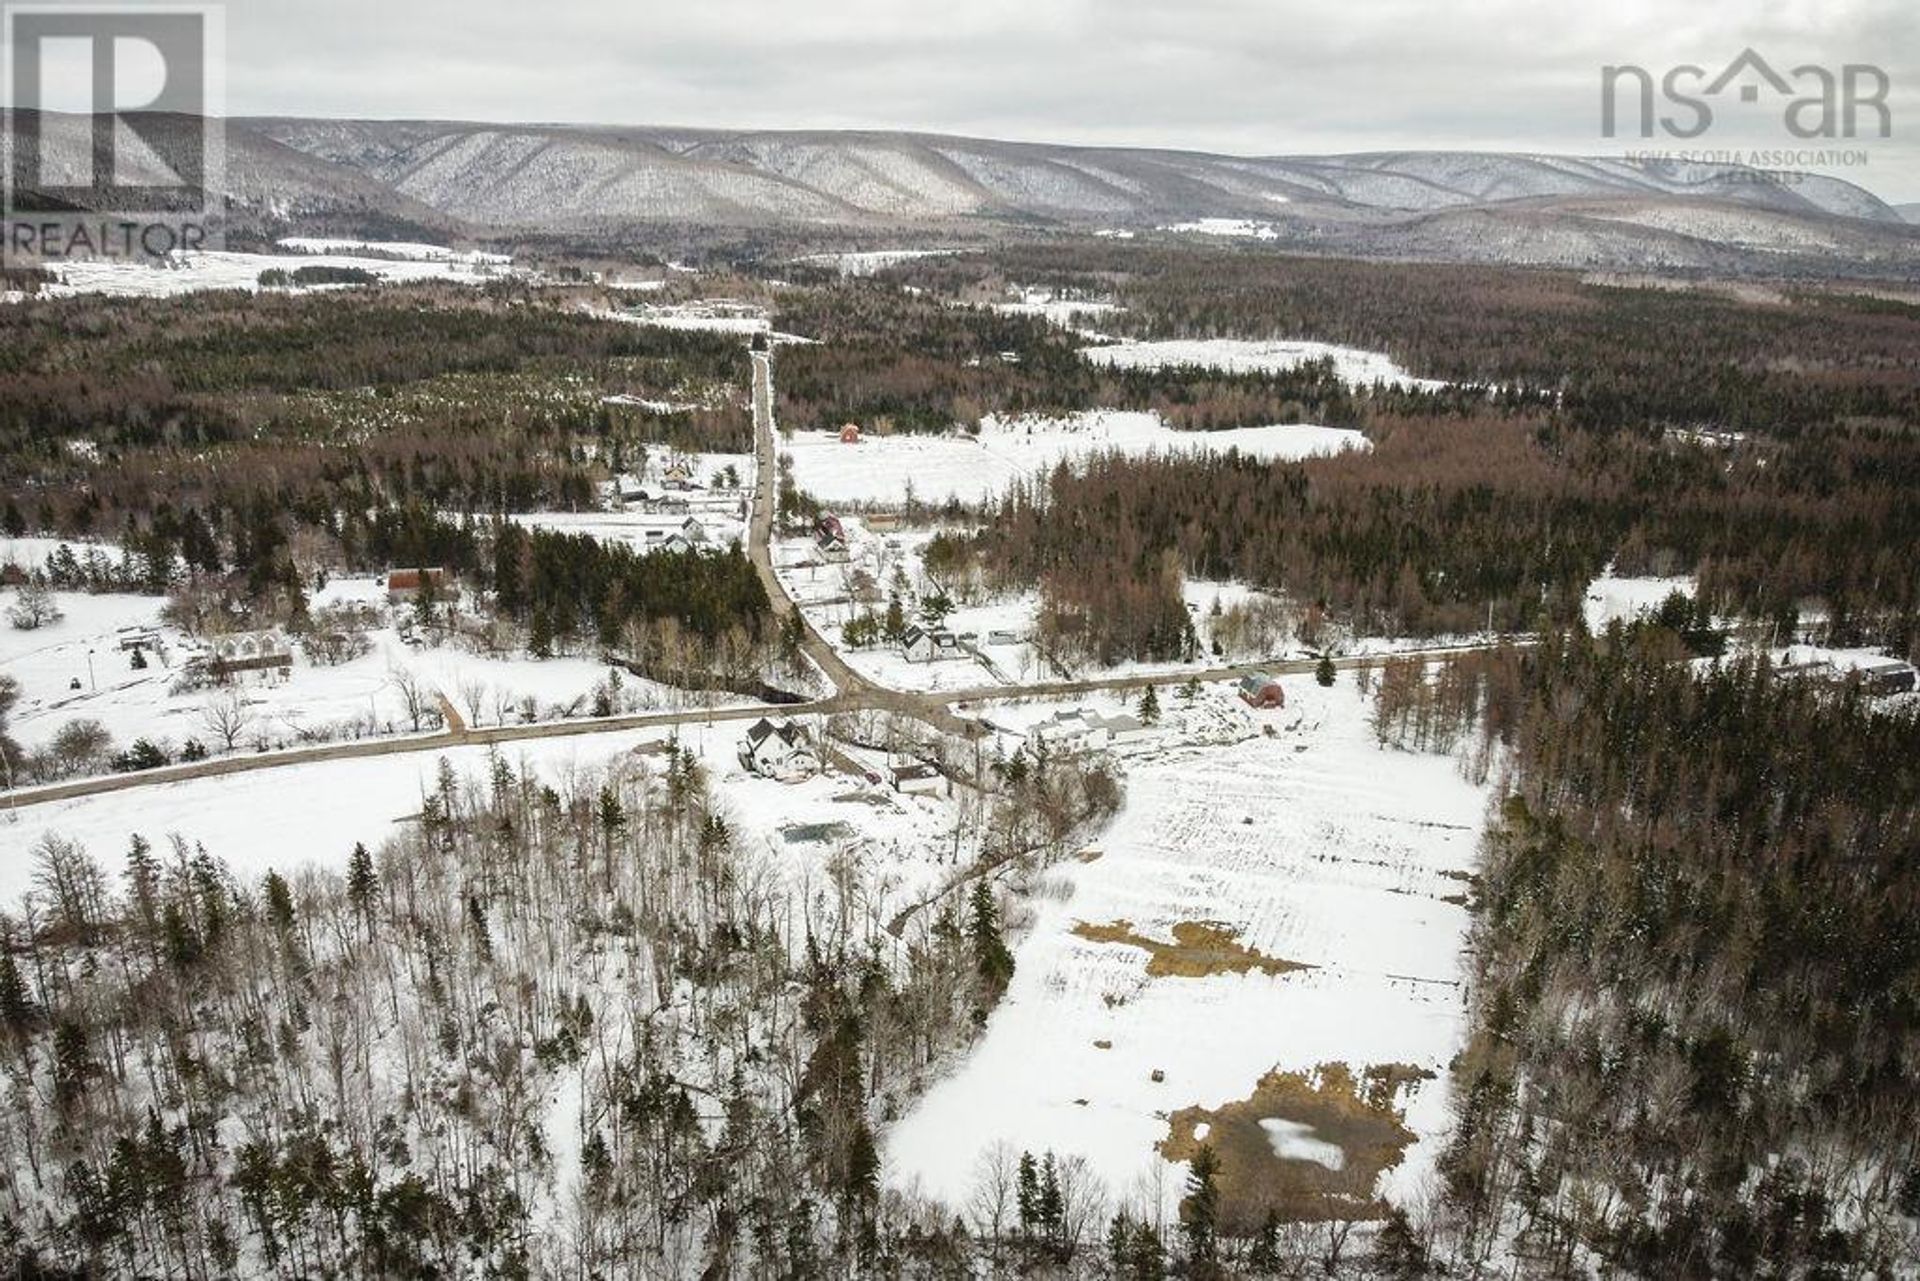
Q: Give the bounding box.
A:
[738,718,819,781]
[839,423,862,444]
[815,513,846,543]
[1096,712,1151,747]
[1857,658,1918,695]
[661,461,698,490]
[386,567,451,604]
[902,625,964,663]
[116,625,162,653]
[1237,673,1287,709]
[206,630,293,678]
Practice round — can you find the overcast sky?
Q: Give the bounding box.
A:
[222,0,1919,201]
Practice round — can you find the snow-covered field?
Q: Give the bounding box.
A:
[1159,217,1281,240]
[1582,571,1694,632]
[796,249,963,276]
[993,288,1124,328]
[784,410,1367,507]
[0,575,727,771]
[591,300,770,334]
[32,248,515,298]
[278,237,511,264]
[888,680,1487,1217]
[1084,338,1445,391]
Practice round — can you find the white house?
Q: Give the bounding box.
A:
[1027,709,1152,755]
[902,625,964,663]
[642,529,692,553]
[739,718,819,781]
[1029,710,1110,755]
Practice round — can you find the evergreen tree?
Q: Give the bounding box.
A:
[967,880,1015,999]
[1371,1206,1428,1276]
[1016,1151,1040,1238]
[1180,1143,1221,1268]
[1316,654,1337,686]
[0,947,36,1040]
[1248,1207,1283,1274]
[1138,684,1161,725]
[264,871,297,935]
[347,842,378,917]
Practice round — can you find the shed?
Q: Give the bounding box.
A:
[1237,673,1286,709]
[891,763,944,795]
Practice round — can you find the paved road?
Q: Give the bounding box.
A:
[746,351,975,736]
[1,343,1521,812]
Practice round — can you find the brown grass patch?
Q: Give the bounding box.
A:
[1160,1062,1432,1229]
[1072,919,1313,979]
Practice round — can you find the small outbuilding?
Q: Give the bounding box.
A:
[839,423,863,444]
[1857,658,1918,696]
[890,763,945,795]
[1237,673,1287,709]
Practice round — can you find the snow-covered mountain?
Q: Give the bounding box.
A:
[19,113,1919,273]
[246,119,1904,227]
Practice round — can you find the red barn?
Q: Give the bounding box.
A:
[839,422,862,444]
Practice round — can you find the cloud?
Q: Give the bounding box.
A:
[221,0,1920,199]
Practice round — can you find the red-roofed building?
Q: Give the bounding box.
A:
[387,567,451,604]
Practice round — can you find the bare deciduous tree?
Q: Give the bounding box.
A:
[388,664,432,733]
[200,688,256,752]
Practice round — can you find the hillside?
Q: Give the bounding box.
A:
[11,112,1920,275]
